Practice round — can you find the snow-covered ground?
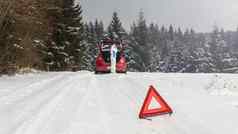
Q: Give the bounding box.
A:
[0,71,238,134]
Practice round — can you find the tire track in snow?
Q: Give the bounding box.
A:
[92,76,113,134]
[0,73,63,98]
[35,74,90,134]
[0,73,68,104]
[1,73,89,134]
[64,74,112,134]
[0,73,75,134]
[13,73,93,134]
[93,74,143,134]
[0,73,72,134]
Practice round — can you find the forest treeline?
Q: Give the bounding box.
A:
[1,0,238,74]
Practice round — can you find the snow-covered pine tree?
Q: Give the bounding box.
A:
[83,20,105,71]
[168,25,174,41]
[193,33,215,73]
[147,23,160,72]
[125,32,144,72]
[63,1,85,70]
[161,25,178,72]
[232,28,238,60]
[209,26,230,72]
[158,26,170,72]
[234,28,238,53]
[130,11,150,71]
[107,12,126,40]
[44,0,85,71]
[0,0,53,73]
[95,20,104,42]
[86,21,97,43]
[43,0,69,71]
[0,0,16,70]
[182,28,198,72]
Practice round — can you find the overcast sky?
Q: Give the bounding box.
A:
[79,0,238,32]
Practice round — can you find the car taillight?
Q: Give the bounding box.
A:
[119,57,125,63]
[98,56,104,61]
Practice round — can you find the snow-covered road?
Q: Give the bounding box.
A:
[0,72,238,134]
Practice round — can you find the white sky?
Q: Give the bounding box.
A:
[78,0,238,32]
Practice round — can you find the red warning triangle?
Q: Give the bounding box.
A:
[139,85,173,119]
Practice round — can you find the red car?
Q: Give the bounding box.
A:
[95,40,127,74]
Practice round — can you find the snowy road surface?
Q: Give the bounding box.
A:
[0,71,238,134]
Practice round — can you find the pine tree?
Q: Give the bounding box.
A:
[84,21,102,71]
[0,0,54,73]
[83,19,105,71]
[177,27,183,39]
[44,0,85,71]
[126,35,145,72]
[168,25,174,41]
[43,0,68,71]
[95,19,104,42]
[209,26,226,72]
[159,26,169,60]
[64,1,85,70]
[130,10,150,71]
[233,28,238,56]
[182,28,198,72]
[0,0,16,68]
[148,23,160,71]
[107,12,125,40]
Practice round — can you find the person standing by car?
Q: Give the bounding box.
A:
[110,44,118,73]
